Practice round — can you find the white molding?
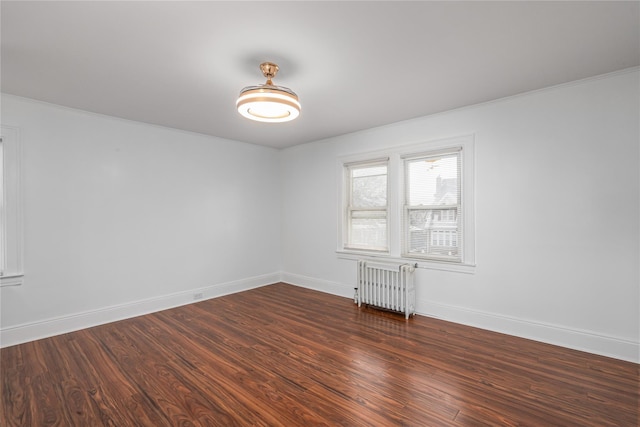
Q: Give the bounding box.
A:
[337,251,475,274]
[281,272,353,300]
[3,270,636,363]
[418,299,640,364]
[0,272,280,348]
[0,94,278,152]
[323,67,640,148]
[0,274,23,287]
[282,273,638,363]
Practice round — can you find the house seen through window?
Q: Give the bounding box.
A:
[404,152,461,261]
[345,160,388,252]
[339,136,474,267]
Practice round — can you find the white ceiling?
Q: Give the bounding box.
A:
[2,1,638,149]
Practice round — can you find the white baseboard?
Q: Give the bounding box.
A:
[418,300,639,364]
[281,273,638,363]
[280,272,354,300]
[0,272,280,348]
[4,271,637,364]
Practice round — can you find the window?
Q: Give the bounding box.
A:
[338,135,475,270]
[404,150,461,261]
[1,126,24,286]
[344,160,389,252]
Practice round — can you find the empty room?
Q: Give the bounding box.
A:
[1,1,638,426]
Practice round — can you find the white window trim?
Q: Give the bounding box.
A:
[337,134,475,274]
[343,158,390,253]
[402,148,462,262]
[1,126,24,287]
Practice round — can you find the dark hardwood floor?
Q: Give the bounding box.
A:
[1,283,638,426]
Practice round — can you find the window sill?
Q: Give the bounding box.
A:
[337,250,476,274]
[1,274,24,287]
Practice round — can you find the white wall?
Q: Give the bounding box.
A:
[0,95,282,345]
[280,69,640,362]
[1,70,638,363]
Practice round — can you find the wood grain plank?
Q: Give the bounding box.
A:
[1,283,638,426]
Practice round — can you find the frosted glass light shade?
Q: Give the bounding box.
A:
[236,85,301,123]
[236,62,301,123]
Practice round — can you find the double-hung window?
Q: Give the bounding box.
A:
[404,150,461,262]
[344,160,389,252]
[338,135,474,270]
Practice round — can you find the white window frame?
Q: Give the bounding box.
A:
[1,126,24,287]
[337,135,475,273]
[343,158,390,253]
[402,148,462,262]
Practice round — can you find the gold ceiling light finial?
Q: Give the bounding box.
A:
[236,62,301,123]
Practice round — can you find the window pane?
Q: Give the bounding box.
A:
[407,155,458,206]
[404,151,461,260]
[407,209,459,257]
[346,161,388,251]
[352,165,386,178]
[349,217,387,249]
[351,165,387,208]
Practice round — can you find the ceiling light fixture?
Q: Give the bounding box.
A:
[236,62,301,123]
